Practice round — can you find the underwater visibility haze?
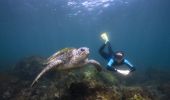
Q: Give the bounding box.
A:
[0,0,170,99]
[0,0,170,69]
[0,0,170,67]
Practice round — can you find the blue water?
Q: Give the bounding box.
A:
[0,0,170,70]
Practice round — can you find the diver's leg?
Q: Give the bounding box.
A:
[107,42,114,55]
[99,43,110,60]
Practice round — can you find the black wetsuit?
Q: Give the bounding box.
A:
[99,42,135,72]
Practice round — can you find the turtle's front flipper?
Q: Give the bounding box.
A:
[86,59,102,71]
[31,60,63,87]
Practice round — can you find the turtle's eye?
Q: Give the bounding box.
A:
[80,48,85,52]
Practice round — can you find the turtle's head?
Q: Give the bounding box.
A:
[74,47,89,62]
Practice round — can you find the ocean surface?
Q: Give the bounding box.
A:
[0,0,170,70]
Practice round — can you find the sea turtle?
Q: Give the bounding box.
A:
[31,47,102,87]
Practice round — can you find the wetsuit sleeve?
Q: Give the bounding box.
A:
[124,59,136,72]
[99,43,110,60]
[106,59,117,72]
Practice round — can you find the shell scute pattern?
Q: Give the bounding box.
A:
[47,48,74,64]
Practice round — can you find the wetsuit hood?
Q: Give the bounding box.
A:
[114,51,124,62]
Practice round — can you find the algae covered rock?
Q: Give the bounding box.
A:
[122,86,153,100]
[1,56,170,100]
[12,56,46,80]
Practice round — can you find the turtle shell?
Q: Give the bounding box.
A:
[46,48,75,64]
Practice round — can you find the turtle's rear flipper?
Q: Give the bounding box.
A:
[87,59,102,72]
[31,60,63,87]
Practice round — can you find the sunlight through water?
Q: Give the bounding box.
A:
[67,0,129,16]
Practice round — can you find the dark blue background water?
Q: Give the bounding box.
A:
[0,0,170,70]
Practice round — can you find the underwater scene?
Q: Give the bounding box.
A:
[0,0,170,100]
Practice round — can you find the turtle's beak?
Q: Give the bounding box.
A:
[83,47,89,57]
[87,48,89,54]
[85,48,89,55]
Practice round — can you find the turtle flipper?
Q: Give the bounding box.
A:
[31,60,63,87]
[86,59,102,71]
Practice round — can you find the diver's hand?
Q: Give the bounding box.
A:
[130,67,136,72]
[101,32,109,44]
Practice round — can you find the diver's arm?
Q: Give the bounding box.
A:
[124,59,136,72]
[106,58,117,72]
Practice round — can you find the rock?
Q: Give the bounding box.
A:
[12,56,46,80]
[3,91,11,99]
[121,86,154,100]
[1,56,170,100]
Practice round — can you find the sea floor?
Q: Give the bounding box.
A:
[0,56,170,100]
